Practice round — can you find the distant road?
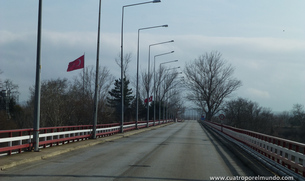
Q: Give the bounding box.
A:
[1,120,267,181]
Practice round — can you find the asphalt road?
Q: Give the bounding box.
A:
[1,120,259,181]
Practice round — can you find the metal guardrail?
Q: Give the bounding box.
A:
[0,120,171,156]
[203,120,305,179]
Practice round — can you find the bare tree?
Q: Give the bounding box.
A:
[0,79,20,121]
[73,66,114,101]
[71,65,115,124]
[140,70,152,101]
[223,98,273,134]
[159,70,182,102]
[139,65,184,120]
[223,98,260,128]
[38,78,70,127]
[289,104,305,126]
[274,111,290,127]
[166,89,185,120]
[3,79,20,102]
[184,51,242,120]
[115,52,132,79]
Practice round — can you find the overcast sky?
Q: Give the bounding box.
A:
[1,0,305,113]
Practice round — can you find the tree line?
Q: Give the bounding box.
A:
[182,51,305,143]
[222,99,305,143]
[0,53,185,130]
[2,51,304,143]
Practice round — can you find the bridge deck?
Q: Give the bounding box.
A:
[0,121,273,181]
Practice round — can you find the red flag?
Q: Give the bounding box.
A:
[144,96,153,103]
[67,55,84,72]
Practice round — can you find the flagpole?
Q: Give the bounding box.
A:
[92,0,101,139]
[83,53,85,97]
[82,54,85,126]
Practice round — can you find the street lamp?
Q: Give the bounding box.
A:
[163,71,182,121]
[153,51,174,125]
[33,0,43,152]
[120,0,161,133]
[92,0,102,139]
[136,24,168,129]
[158,60,178,124]
[162,67,180,121]
[146,40,174,127]
[165,66,180,71]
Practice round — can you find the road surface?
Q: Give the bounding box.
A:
[1,120,263,181]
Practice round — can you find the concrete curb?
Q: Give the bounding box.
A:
[0,122,174,171]
[1,156,42,170]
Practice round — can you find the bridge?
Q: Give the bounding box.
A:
[0,120,304,181]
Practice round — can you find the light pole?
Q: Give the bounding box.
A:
[165,75,183,121]
[33,0,43,152]
[146,40,174,127]
[153,51,174,125]
[158,60,178,124]
[120,0,161,133]
[136,24,168,129]
[163,67,181,121]
[92,0,102,139]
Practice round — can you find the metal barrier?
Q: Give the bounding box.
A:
[0,120,171,156]
[204,120,305,178]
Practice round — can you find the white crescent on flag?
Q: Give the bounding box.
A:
[77,59,82,66]
[67,55,85,72]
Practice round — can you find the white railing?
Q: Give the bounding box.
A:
[204,121,305,178]
[0,120,172,156]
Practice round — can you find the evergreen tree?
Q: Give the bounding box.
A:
[107,78,134,121]
[130,97,146,121]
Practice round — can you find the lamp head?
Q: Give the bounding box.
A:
[162,24,168,27]
[153,0,161,3]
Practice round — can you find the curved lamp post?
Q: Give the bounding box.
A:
[136,24,168,129]
[162,67,181,121]
[153,51,174,125]
[163,72,182,121]
[158,60,178,124]
[146,40,174,127]
[120,0,161,133]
